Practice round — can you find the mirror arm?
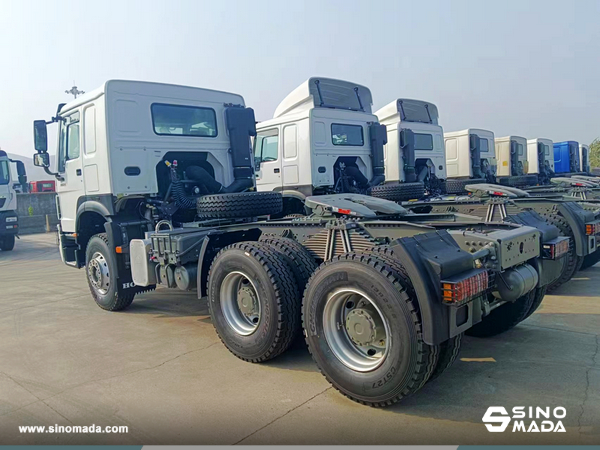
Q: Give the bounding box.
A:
[43,166,64,182]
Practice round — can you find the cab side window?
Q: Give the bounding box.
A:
[254,129,279,164]
[67,122,80,160]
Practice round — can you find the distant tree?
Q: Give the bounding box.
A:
[590,138,600,169]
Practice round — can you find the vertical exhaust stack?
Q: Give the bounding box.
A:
[368,123,387,187]
[400,129,417,182]
[470,134,482,178]
[223,106,257,192]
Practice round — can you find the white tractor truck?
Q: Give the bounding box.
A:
[494,135,538,187]
[580,144,591,174]
[526,138,555,185]
[0,150,27,251]
[33,79,564,407]
[444,128,497,192]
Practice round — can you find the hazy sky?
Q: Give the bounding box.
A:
[1,0,599,158]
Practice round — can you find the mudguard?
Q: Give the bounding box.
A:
[556,202,595,256]
[389,230,475,345]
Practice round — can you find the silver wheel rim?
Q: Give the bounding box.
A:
[220,271,261,336]
[323,288,390,372]
[88,251,110,295]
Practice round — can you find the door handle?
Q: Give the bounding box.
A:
[76,169,82,176]
[274,168,280,173]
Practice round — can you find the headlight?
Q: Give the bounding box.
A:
[5,217,17,223]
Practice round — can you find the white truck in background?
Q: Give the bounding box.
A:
[580,144,591,173]
[527,138,554,185]
[375,99,445,196]
[254,77,389,214]
[494,135,537,186]
[443,128,496,192]
[0,150,27,251]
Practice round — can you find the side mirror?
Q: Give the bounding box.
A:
[33,153,50,168]
[33,120,48,153]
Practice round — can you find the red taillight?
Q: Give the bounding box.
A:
[337,208,351,215]
[586,222,600,235]
[543,238,570,259]
[441,270,489,304]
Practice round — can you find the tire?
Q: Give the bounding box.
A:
[302,253,439,407]
[428,334,463,382]
[545,215,582,292]
[580,251,600,270]
[0,235,15,251]
[522,286,547,320]
[207,242,299,362]
[196,192,283,219]
[445,178,486,195]
[258,236,318,290]
[85,233,135,311]
[370,182,425,203]
[466,288,540,338]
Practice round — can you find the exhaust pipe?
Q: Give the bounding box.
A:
[368,123,386,187]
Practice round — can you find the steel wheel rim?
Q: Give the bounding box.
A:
[323,288,390,372]
[220,271,261,336]
[88,251,110,295]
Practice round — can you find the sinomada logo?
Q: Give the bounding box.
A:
[482,406,567,432]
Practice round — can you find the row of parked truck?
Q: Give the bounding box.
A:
[28,78,600,407]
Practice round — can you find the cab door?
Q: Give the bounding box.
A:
[254,128,282,192]
[56,111,84,233]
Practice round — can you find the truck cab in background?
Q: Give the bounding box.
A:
[444,128,496,193]
[554,141,581,175]
[527,138,554,185]
[254,77,387,214]
[494,135,537,186]
[0,150,27,251]
[580,144,591,173]
[375,99,445,195]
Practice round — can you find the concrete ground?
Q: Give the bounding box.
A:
[0,233,598,445]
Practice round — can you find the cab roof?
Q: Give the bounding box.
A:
[273,77,373,118]
[376,99,439,125]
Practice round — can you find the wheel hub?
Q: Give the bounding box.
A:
[88,252,110,294]
[345,306,385,346]
[237,286,258,316]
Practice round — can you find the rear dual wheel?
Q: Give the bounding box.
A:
[0,235,15,251]
[302,252,439,406]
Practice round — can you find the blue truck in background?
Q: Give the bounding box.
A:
[554,141,581,174]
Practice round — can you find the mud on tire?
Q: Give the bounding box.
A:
[370,182,425,203]
[302,252,439,407]
[197,192,283,219]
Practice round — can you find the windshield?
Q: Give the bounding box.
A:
[0,160,9,185]
[151,103,217,137]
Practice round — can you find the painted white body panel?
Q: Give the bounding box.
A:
[0,155,17,212]
[54,80,246,232]
[495,135,528,176]
[256,78,375,196]
[526,138,554,174]
[444,129,496,179]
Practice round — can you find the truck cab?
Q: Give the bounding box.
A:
[0,150,27,251]
[580,143,590,173]
[444,128,496,192]
[527,138,554,184]
[255,77,386,214]
[553,140,580,174]
[375,99,445,194]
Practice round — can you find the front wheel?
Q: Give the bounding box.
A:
[302,253,438,407]
[85,233,135,311]
[0,235,15,251]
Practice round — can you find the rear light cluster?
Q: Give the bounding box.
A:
[542,238,570,260]
[442,270,489,305]
[585,221,600,235]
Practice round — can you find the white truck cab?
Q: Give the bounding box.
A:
[580,144,590,173]
[375,99,446,192]
[255,77,386,214]
[0,150,27,251]
[527,138,554,184]
[495,135,528,177]
[444,128,496,191]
